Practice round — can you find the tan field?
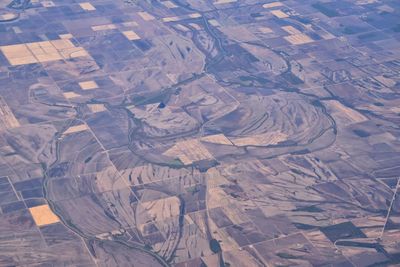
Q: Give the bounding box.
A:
[64,124,89,135]
[88,104,106,113]
[232,131,288,146]
[79,2,96,11]
[284,33,314,45]
[59,33,73,39]
[201,134,233,145]
[325,100,368,125]
[0,39,88,66]
[137,11,155,21]
[29,204,60,226]
[91,24,117,31]
[140,196,180,222]
[79,81,98,90]
[282,26,302,35]
[214,0,237,4]
[63,92,81,99]
[0,96,20,129]
[122,31,141,41]
[263,2,284,8]
[270,10,289,18]
[164,139,213,164]
[162,1,178,8]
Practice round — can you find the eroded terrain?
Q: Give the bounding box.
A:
[0,0,399,266]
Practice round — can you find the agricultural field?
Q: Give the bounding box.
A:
[0,0,399,266]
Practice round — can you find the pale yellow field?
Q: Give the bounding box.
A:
[263,2,283,8]
[122,30,141,41]
[270,10,289,18]
[122,21,138,27]
[59,33,73,39]
[79,2,96,11]
[162,16,180,22]
[201,134,233,145]
[140,196,180,222]
[88,104,106,113]
[232,131,288,146]
[214,0,237,4]
[29,204,60,226]
[137,11,155,21]
[284,33,314,45]
[0,39,88,66]
[91,24,117,31]
[162,1,178,8]
[64,124,88,135]
[325,100,368,125]
[164,139,213,165]
[63,92,81,99]
[0,13,17,20]
[41,1,55,7]
[282,25,302,35]
[188,13,201,18]
[259,26,273,34]
[79,81,98,90]
[208,19,220,27]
